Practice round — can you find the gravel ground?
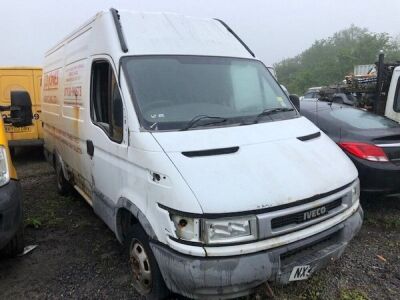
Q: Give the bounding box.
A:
[0,147,399,300]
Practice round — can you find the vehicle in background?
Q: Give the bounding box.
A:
[301,87,322,101]
[0,91,33,256]
[302,88,356,106]
[301,100,400,195]
[0,67,43,150]
[40,9,362,299]
[331,93,356,105]
[306,53,400,123]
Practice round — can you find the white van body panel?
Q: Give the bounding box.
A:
[154,117,357,213]
[385,66,400,123]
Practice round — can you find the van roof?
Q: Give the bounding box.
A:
[46,9,255,59]
[0,66,42,70]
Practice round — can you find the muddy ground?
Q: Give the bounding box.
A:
[0,148,399,300]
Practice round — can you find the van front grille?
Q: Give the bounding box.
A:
[271,198,342,229]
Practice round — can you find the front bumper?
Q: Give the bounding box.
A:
[350,155,400,194]
[0,180,23,249]
[151,205,363,299]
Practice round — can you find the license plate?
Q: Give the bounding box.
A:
[5,126,31,133]
[289,265,312,281]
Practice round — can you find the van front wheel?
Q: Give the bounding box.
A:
[127,226,170,300]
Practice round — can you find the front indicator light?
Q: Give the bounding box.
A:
[351,179,360,203]
[171,215,200,241]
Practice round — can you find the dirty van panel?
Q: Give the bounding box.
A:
[42,69,62,117]
[0,69,42,144]
[62,61,87,124]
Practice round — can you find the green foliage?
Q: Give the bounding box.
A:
[274,25,400,95]
[340,288,369,300]
[26,217,42,229]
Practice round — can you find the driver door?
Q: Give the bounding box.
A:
[88,56,128,228]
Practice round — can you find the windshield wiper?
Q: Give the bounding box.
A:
[252,107,295,124]
[180,115,227,131]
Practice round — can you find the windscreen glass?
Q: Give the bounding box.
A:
[122,56,296,130]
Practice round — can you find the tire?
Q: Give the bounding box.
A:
[127,225,170,300]
[2,224,24,257]
[55,157,71,196]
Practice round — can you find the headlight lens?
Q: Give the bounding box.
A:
[351,179,360,203]
[0,146,10,186]
[170,214,257,245]
[203,216,257,244]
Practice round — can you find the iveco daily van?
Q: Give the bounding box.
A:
[41,9,363,299]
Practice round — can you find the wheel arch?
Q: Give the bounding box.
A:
[115,197,158,244]
[53,149,70,180]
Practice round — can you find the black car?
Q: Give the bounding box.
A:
[301,100,400,194]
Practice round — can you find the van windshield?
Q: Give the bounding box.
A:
[122,56,297,131]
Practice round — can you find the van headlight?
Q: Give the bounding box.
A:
[0,146,10,186]
[171,214,258,245]
[202,216,257,244]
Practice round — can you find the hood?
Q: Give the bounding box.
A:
[152,117,358,214]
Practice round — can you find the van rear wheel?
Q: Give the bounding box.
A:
[127,226,170,300]
[55,158,71,195]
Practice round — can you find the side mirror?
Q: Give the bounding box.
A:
[289,94,300,112]
[7,91,33,127]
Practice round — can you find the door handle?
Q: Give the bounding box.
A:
[86,140,94,157]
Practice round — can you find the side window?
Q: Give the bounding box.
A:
[394,77,400,112]
[91,61,123,142]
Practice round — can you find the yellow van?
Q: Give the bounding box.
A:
[0,67,43,148]
[0,89,34,256]
[0,108,23,256]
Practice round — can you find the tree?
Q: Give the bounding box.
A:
[274,25,400,95]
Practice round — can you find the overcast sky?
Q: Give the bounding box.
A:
[2,0,400,67]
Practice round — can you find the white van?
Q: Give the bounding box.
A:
[41,9,363,299]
